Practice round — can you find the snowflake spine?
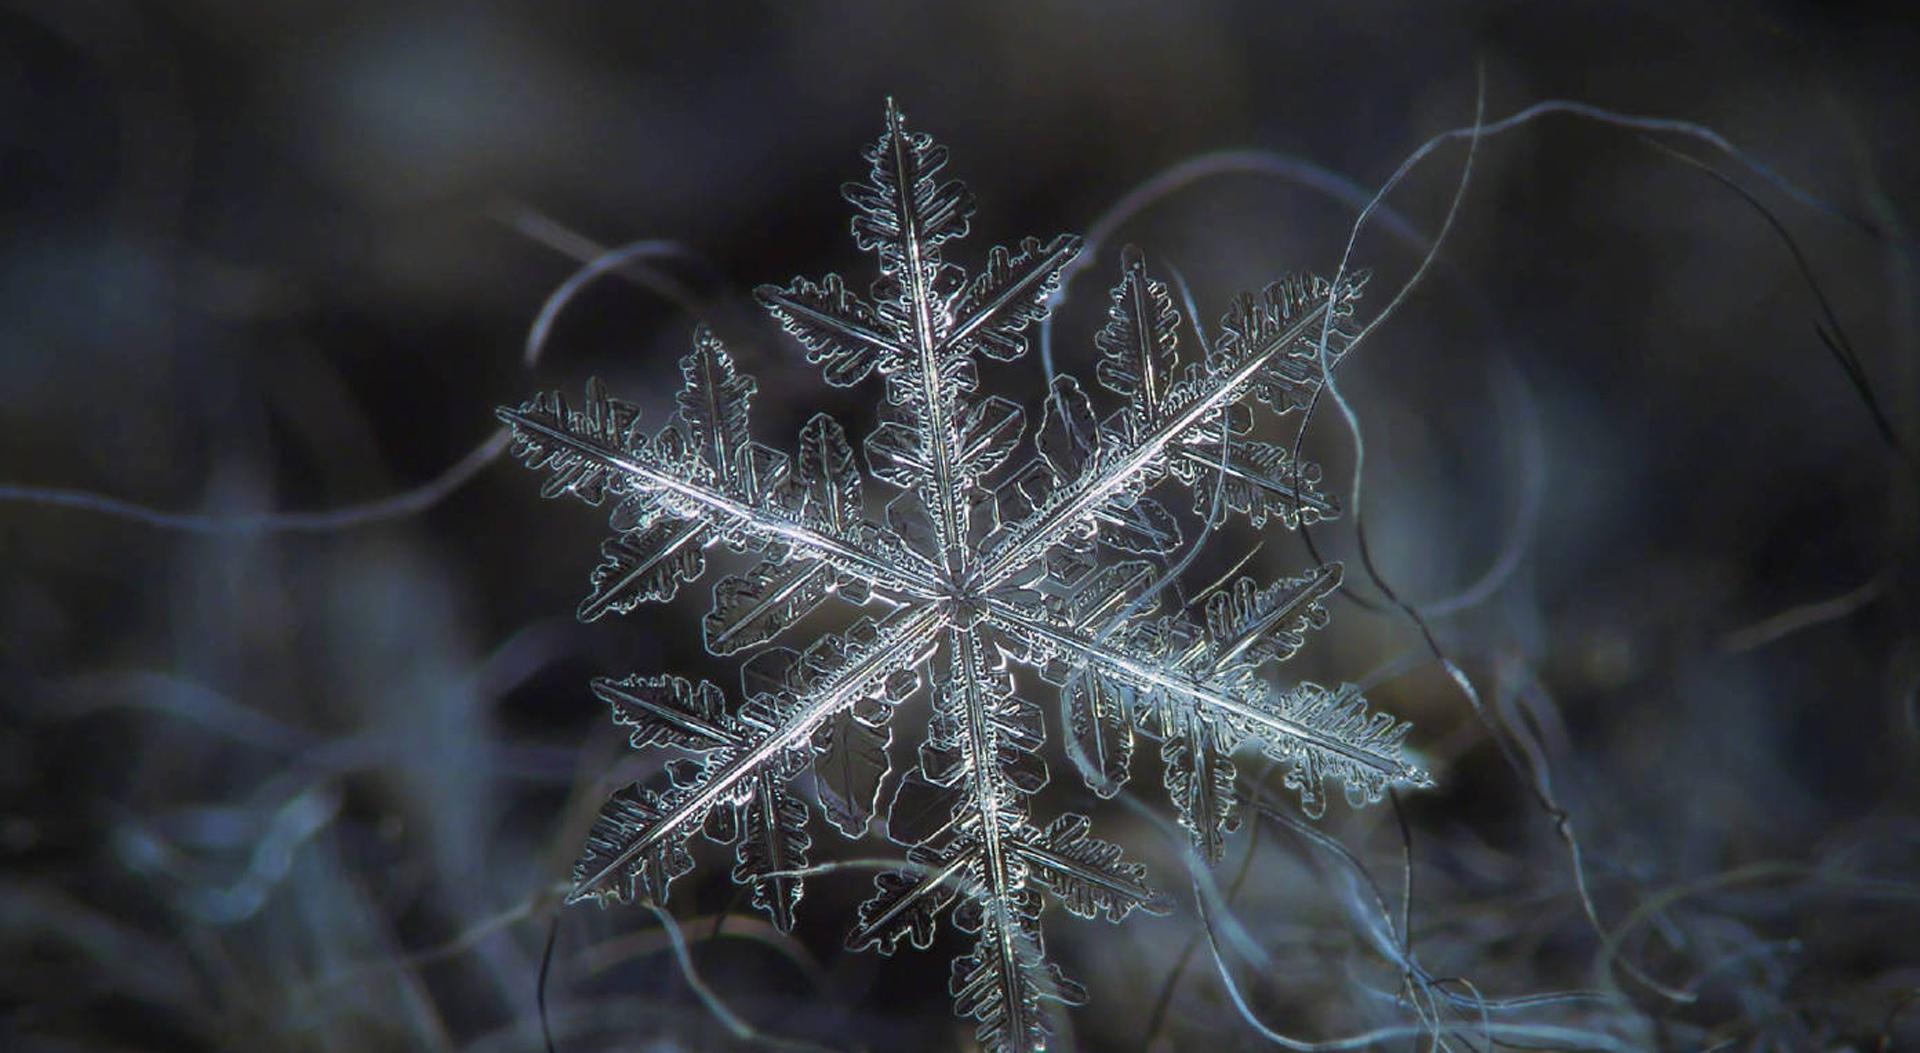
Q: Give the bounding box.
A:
[497,99,1430,1051]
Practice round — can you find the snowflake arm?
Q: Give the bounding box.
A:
[569,604,941,910]
[978,262,1365,589]
[495,358,938,601]
[982,552,1424,847]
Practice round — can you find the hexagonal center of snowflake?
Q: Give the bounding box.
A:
[940,573,988,629]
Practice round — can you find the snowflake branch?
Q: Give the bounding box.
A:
[984,600,1428,788]
[495,403,940,598]
[948,625,1043,1049]
[884,100,972,571]
[978,293,1349,590]
[569,606,943,903]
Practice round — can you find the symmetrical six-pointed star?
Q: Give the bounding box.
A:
[497,101,1430,1051]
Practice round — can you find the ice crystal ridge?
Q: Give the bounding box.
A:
[497,101,1431,1051]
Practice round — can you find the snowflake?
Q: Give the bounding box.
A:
[497,101,1430,1051]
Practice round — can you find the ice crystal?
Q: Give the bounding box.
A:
[497,101,1431,1051]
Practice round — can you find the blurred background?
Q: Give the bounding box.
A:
[4,2,1917,1050]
